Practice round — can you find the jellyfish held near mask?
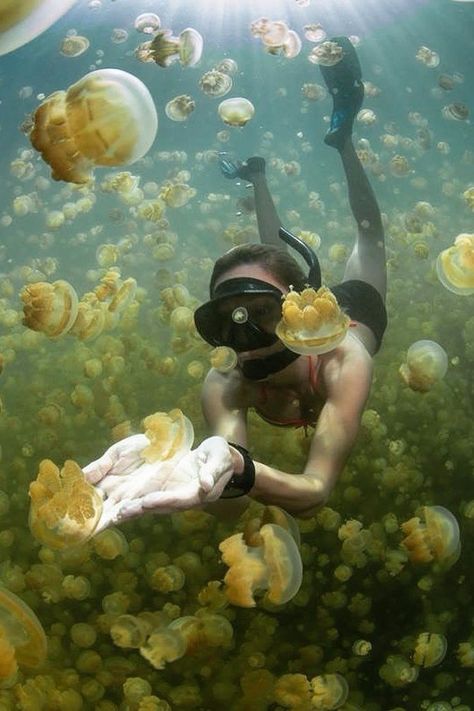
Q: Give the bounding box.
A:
[29,68,158,184]
[276,286,350,355]
[399,340,448,393]
[0,0,78,56]
[436,233,474,295]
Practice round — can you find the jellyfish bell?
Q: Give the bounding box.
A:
[0,0,78,56]
[0,587,47,684]
[303,23,327,43]
[308,40,343,67]
[399,339,448,393]
[165,95,195,122]
[310,673,349,710]
[276,286,351,356]
[215,58,238,75]
[134,12,160,34]
[415,46,440,68]
[441,102,469,121]
[59,34,90,57]
[21,279,79,338]
[218,97,255,127]
[199,69,233,98]
[178,27,203,67]
[436,233,474,295]
[413,632,448,668]
[401,505,461,570]
[29,68,158,184]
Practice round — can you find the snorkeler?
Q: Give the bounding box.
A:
[83,37,387,523]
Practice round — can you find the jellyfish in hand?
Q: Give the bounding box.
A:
[276,286,350,355]
[399,340,448,393]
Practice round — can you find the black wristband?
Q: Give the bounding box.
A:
[221,442,256,499]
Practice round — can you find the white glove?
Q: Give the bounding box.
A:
[83,436,236,531]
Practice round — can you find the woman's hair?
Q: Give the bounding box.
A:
[209,244,307,295]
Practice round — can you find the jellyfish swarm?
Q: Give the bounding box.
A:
[436,233,474,296]
[0,587,47,687]
[0,0,78,56]
[275,286,350,356]
[29,459,103,549]
[29,68,158,184]
[219,523,303,607]
[399,340,448,393]
[401,505,461,569]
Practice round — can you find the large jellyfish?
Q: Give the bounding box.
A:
[436,233,474,295]
[29,68,158,184]
[0,0,78,56]
[399,340,448,392]
[0,588,47,687]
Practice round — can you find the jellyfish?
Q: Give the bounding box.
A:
[29,459,104,549]
[215,58,238,75]
[275,286,350,356]
[218,97,255,127]
[69,298,106,341]
[390,154,411,177]
[0,0,78,56]
[304,23,327,42]
[21,279,79,338]
[165,95,195,122]
[142,409,194,464]
[441,103,469,121]
[210,346,238,373]
[134,13,161,34]
[199,70,233,98]
[413,632,447,667]
[160,183,196,208]
[143,27,202,67]
[0,587,47,686]
[436,233,474,295]
[310,674,349,710]
[400,505,461,569]
[219,523,303,607]
[29,68,158,184]
[308,40,343,66]
[59,34,90,57]
[399,340,448,392]
[357,108,377,126]
[415,46,440,68]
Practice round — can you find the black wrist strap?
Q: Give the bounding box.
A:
[221,442,256,499]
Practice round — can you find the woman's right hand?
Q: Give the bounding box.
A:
[82,434,150,484]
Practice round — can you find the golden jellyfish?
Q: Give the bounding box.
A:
[301,82,327,101]
[142,409,194,464]
[308,40,343,67]
[463,186,474,210]
[210,346,238,373]
[134,12,161,34]
[144,27,203,67]
[218,97,255,127]
[29,459,103,549]
[401,505,461,569]
[0,0,78,56]
[215,58,238,75]
[416,46,440,68]
[276,286,350,356]
[357,108,377,126]
[399,340,448,392]
[160,183,196,208]
[199,69,233,97]
[59,34,90,57]
[165,95,195,122]
[219,523,303,607]
[413,632,447,667]
[29,68,158,184]
[304,23,327,42]
[436,233,474,295]
[310,674,349,710]
[69,298,106,341]
[441,102,469,121]
[0,587,47,686]
[21,279,79,338]
[390,154,411,177]
[108,277,137,314]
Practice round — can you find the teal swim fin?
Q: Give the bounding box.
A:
[319,36,364,150]
[218,154,265,181]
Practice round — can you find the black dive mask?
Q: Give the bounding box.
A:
[194,227,322,379]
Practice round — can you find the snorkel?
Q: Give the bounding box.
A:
[239,227,321,380]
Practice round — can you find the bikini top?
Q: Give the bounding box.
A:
[254,356,322,431]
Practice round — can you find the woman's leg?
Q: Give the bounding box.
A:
[338,139,387,301]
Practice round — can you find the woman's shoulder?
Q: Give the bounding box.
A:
[319,334,373,385]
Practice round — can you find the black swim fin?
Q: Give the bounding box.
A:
[319,36,364,150]
[218,154,265,181]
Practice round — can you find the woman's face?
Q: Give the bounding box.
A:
[214,264,289,359]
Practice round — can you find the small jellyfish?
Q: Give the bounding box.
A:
[275,286,350,356]
[436,233,474,295]
[59,34,90,57]
[301,82,327,101]
[441,102,469,121]
[144,26,203,67]
[416,46,440,68]
[111,28,128,44]
[134,13,161,34]
[438,73,455,91]
[304,23,327,43]
[310,673,349,710]
[21,279,79,338]
[219,523,303,607]
[142,409,194,464]
[413,632,447,668]
[210,346,238,373]
[29,459,103,549]
[29,68,158,184]
[390,154,411,177]
[357,108,377,126]
[399,340,448,392]
[165,95,195,122]
[199,70,232,97]
[218,97,255,126]
[0,0,78,56]
[308,40,343,66]
[215,58,238,75]
[0,587,47,686]
[400,505,461,569]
